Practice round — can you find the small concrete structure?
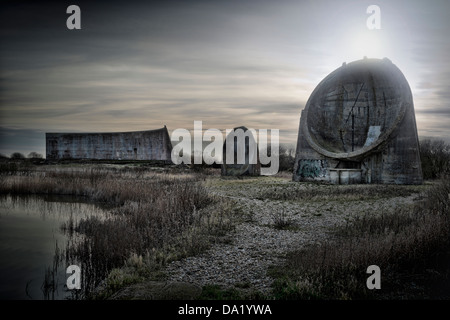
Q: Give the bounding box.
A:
[293,58,423,184]
[46,126,172,161]
[329,169,362,185]
[221,126,261,176]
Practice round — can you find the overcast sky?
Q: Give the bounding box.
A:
[1,0,449,156]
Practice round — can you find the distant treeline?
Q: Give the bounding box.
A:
[1,139,449,178]
[419,139,450,179]
[0,152,43,160]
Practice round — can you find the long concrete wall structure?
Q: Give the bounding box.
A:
[46,126,173,161]
[293,58,423,185]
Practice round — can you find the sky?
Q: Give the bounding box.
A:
[1,0,450,157]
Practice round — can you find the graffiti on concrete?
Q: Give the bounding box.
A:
[297,159,328,179]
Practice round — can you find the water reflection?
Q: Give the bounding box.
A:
[0,195,109,300]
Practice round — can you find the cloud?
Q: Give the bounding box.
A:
[1,0,450,155]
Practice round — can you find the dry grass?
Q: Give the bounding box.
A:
[4,163,449,300]
[270,178,450,299]
[0,164,236,299]
[257,182,422,202]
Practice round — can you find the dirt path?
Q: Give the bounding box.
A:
[164,176,420,296]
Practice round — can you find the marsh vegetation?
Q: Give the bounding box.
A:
[1,159,449,300]
[0,164,236,299]
[269,178,450,299]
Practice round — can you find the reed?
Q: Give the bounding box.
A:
[2,165,234,299]
[257,183,421,202]
[271,178,450,299]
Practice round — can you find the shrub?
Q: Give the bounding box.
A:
[27,152,43,159]
[10,152,25,159]
[420,139,450,179]
[0,166,233,298]
[259,143,295,172]
[270,178,450,299]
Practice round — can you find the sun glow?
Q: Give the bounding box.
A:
[321,27,393,76]
[349,29,390,60]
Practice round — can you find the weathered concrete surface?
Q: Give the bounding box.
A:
[46,126,173,161]
[329,169,362,185]
[221,126,261,176]
[293,58,423,184]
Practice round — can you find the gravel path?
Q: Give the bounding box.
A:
[164,177,420,295]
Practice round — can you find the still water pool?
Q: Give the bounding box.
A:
[0,195,108,300]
